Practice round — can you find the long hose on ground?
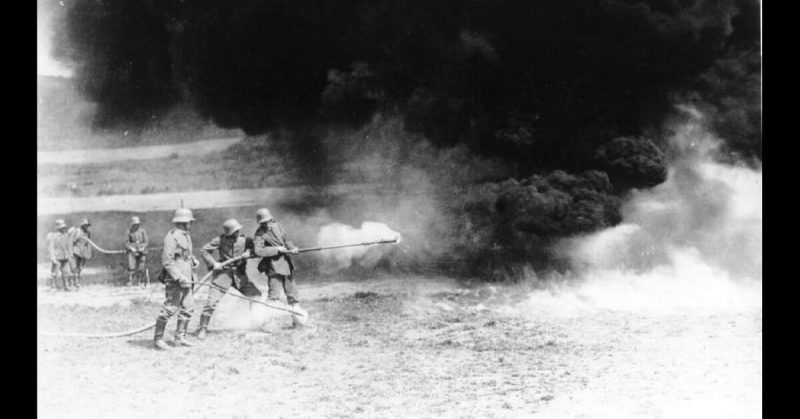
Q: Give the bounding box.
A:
[37,255,305,338]
[79,237,162,254]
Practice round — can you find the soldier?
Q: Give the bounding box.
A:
[124,216,149,286]
[67,218,93,290]
[46,219,73,291]
[153,208,200,350]
[252,208,304,324]
[195,219,261,339]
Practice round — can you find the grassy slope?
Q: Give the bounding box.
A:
[37,76,243,151]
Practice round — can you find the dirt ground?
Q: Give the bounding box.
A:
[37,275,761,419]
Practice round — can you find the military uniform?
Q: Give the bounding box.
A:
[195,232,261,337]
[253,221,299,305]
[126,226,149,275]
[46,229,72,290]
[68,225,92,287]
[153,208,198,350]
[157,228,197,322]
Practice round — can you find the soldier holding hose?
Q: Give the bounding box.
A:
[194,219,261,339]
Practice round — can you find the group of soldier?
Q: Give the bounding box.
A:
[153,206,301,350]
[45,206,303,350]
[45,216,151,291]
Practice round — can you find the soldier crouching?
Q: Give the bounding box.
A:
[195,219,261,339]
[153,208,200,350]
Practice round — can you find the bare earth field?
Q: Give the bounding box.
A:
[37,275,761,419]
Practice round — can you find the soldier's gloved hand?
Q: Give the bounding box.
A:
[241,249,252,259]
[289,247,299,254]
[212,262,223,271]
[276,246,289,254]
[50,258,58,264]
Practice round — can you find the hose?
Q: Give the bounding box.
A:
[79,237,162,255]
[38,255,246,338]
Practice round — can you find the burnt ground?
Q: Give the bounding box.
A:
[37,276,761,419]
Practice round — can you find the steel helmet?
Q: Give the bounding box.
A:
[222,219,243,235]
[172,208,195,223]
[130,216,141,225]
[54,219,67,229]
[81,218,91,226]
[256,208,273,224]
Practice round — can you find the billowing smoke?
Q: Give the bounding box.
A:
[525,107,762,314]
[47,0,760,278]
[53,0,759,161]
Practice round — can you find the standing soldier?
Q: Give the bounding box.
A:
[124,216,149,286]
[68,218,93,290]
[195,219,260,339]
[153,208,200,350]
[46,219,73,291]
[252,208,304,325]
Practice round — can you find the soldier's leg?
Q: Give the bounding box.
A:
[154,282,181,349]
[49,262,59,290]
[235,271,263,299]
[141,255,149,287]
[266,275,284,302]
[59,260,71,291]
[196,272,232,338]
[127,253,136,286]
[234,271,263,326]
[281,276,307,327]
[72,256,83,289]
[174,286,195,347]
[283,275,300,306]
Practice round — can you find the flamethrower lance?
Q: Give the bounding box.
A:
[293,237,401,253]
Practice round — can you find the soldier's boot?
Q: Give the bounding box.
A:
[69,275,79,291]
[174,319,195,347]
[126,272,134,287]
[61,275,70,292]
[195,314,211,340]
[74,273,81,290]
[153,318,171,350]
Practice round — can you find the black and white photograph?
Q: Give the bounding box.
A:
[37,0,762,417]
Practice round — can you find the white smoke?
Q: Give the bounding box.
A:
[527,107,762,315]
[314,221,402,272]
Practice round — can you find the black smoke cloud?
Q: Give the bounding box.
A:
[51,0,760,276]
[55,0,759,160]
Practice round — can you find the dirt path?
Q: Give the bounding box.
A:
[37,137,242,166]
[37,276,761,419]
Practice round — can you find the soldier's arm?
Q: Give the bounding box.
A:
[201,236,221,267]
[123,232,135,252]
[47,233,57,261]
[278,223,298,252]
[161,235,185,281]
[142,229,149,248]
[253,233,281,257]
